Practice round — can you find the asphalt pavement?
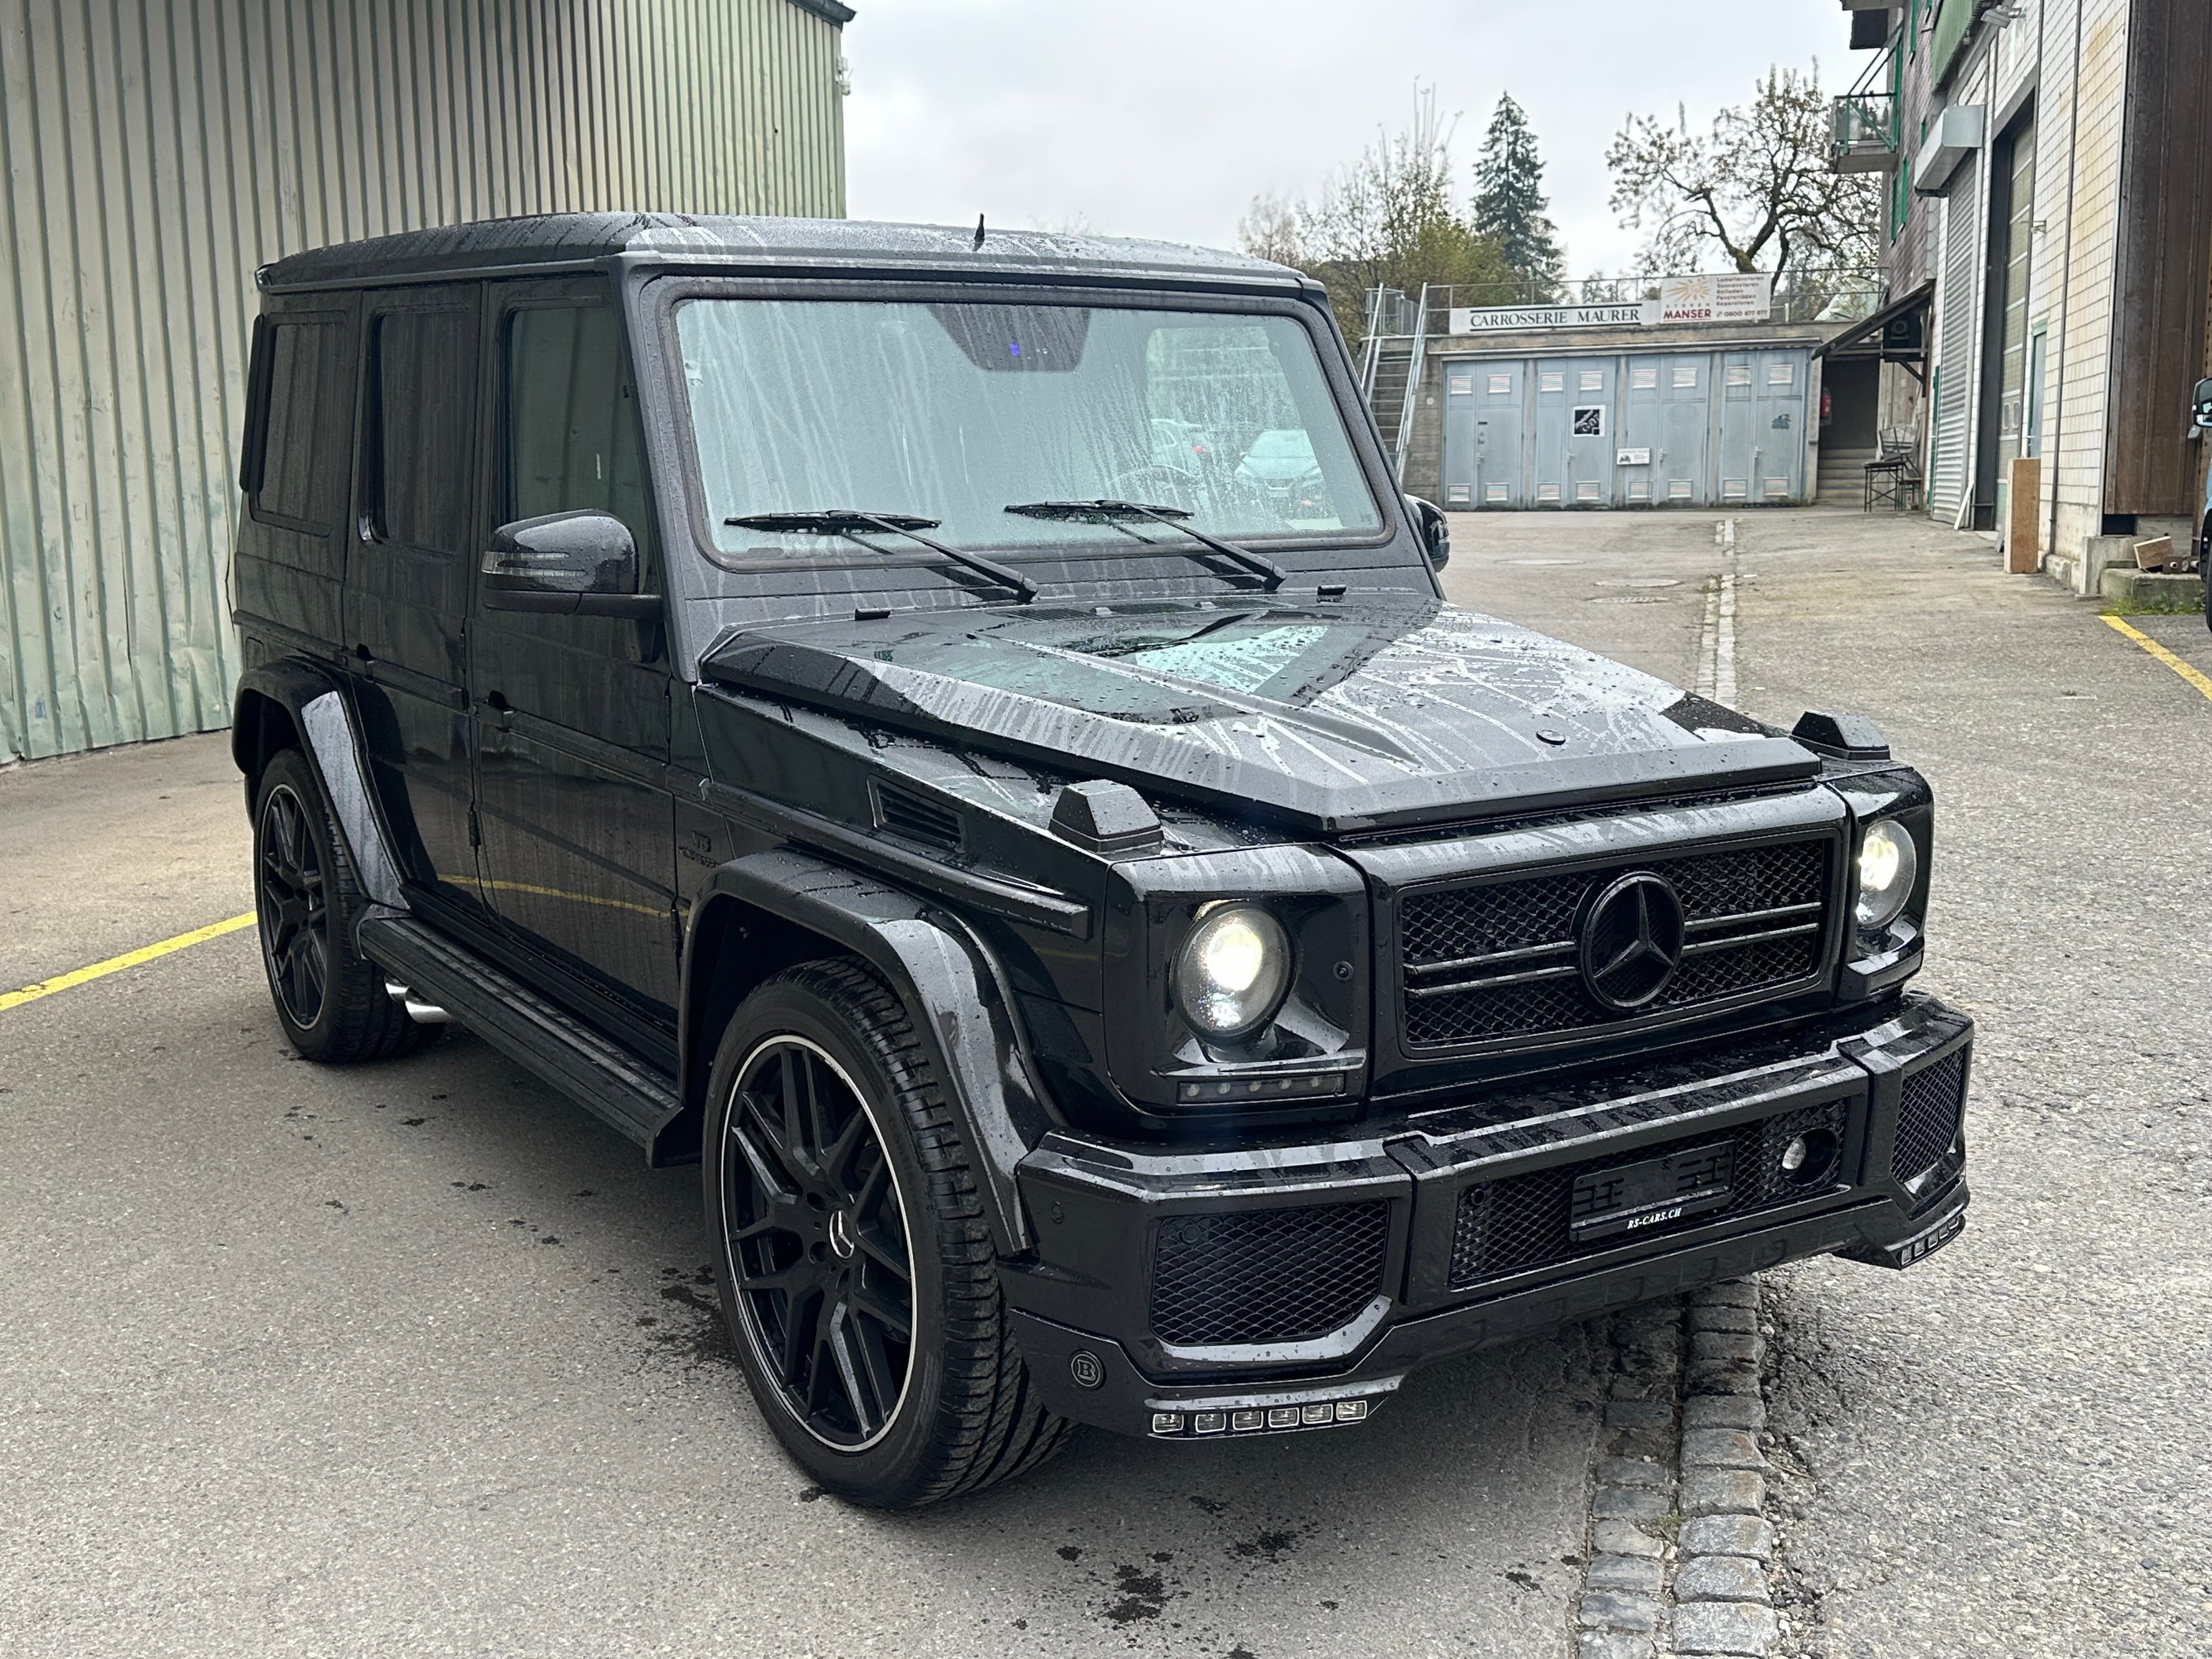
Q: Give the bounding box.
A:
[1448,506,2212,1658]
[4,506,2205,1657]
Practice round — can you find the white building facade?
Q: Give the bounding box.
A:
[1833,0,2211,586]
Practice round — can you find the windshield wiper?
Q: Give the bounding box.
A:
[725,510,1037,603]
[1002,500,1286,590]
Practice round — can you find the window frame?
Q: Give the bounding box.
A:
[355,300,480,554]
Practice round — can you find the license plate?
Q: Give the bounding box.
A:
[1570,1140,1736,1243]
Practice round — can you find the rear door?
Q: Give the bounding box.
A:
[469,278,680,1029]
[342,286,482,911]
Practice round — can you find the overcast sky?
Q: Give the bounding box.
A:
[844,0,1861,278]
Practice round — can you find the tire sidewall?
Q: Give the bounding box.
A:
[702,972,955,1504]
[253,749,342,1058]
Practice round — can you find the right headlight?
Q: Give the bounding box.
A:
[1854,820,1918,929]
[1173,903,1292,1040]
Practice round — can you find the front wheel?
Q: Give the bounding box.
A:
[702,959,1070,1507]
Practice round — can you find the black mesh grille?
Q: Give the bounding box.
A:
[1448,1101,1848,1288]
[1401,838,1831,1049]
[1893,1050,1967,1185]
[1149,1201,1390,1347]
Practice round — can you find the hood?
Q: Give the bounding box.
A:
[700,595,1819,834]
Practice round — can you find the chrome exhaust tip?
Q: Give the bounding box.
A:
[383,979,453,1024]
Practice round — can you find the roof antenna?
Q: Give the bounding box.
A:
[972,213,986,251]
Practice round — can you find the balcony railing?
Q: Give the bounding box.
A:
[1832,92,1899,173]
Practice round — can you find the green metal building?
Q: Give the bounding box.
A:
[0,0,851,763]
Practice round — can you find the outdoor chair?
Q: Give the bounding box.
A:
[1864,428,1923,512]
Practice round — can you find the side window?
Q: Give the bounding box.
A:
[253,318,344,530]
[505,306,653,558]
[363,310,473,551]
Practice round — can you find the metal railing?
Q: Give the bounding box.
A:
[1831,92,1899,171]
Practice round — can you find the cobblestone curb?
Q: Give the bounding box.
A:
[1574,1283,1787,1659]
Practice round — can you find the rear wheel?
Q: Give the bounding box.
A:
[252,747,435,1063]
[703,958,1070,1506]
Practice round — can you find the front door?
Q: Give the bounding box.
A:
[469,279,680,1030]
[341,286,482,911]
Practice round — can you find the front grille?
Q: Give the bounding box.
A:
[1893,1049,1967,1186]
[1401,838,1832,1049]
[1149,1201,1390,1347]
[1449,1101,1848,1288]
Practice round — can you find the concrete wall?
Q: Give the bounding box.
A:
[0,0,850,764]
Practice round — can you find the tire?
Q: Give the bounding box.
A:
[252,746,437,1064]
[702,958,1071,1508]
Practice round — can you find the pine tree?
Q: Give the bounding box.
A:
[1471,94,1565,294]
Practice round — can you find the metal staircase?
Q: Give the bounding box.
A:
[1358,285,1430,483]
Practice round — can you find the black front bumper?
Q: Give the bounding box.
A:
[1000,992,1972,1440]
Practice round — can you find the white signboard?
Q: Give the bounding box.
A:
[1616,447,1653,466]
[1654,273,1774,325]
[1448,303,1649,332]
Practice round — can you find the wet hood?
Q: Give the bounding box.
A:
[700,594,1820,834]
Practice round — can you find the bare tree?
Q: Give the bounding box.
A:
[1607,64,1880,278]
[1239,87,1514,339]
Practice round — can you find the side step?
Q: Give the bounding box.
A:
[357,912,684,1159]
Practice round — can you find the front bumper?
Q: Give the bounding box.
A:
[1001,992,1972,1440]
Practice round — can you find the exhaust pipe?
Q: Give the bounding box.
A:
[383,979,453,1025]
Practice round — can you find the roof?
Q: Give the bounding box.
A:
[1812,279,1933,360]
[257,213,1303,294]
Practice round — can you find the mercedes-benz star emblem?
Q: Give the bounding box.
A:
[1579,872,1688,1013]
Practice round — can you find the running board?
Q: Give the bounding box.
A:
[357,912,684,1160]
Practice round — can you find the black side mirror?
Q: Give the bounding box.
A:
[1406,495,1451,571]
[2193,376,2212,430]
[482,510,660,619]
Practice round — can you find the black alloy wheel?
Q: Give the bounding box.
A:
[702,960,1071,1507]
[250,746,436,1064]
[722,1034,916,1450]
[257,779,330,1030]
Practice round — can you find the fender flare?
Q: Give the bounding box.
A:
[681,847,1060,1255]
[232,661,408,912]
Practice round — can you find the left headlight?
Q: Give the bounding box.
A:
[1174,903,1292,1040]
[1854,820,1919,928]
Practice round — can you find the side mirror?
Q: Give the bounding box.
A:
[2194,377,2212,430]
[482,510,660,619]
[1406,495,1451,571]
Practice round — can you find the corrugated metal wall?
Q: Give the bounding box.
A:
[0,0,848,763]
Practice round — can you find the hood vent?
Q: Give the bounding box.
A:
[872,782,964,855]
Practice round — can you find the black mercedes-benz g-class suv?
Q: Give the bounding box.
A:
[230,213,1972,1509]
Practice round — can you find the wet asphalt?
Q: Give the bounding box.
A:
[3,506,2206,1656]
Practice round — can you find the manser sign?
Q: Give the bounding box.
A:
[1447,274,1775,334]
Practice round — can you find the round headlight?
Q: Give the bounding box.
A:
[1854,820,1918,929]
[1175,904,1291,1040]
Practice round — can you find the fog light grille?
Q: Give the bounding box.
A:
[1893,1049,1967,1187]
[1149,1201,1389,1347]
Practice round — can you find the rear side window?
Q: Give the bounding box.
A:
[362,309,473,551]
[252,318,345,530]
[505,306,652,554]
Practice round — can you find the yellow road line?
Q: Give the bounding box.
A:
[2102,614,2212,703]
[0,912,257,1013]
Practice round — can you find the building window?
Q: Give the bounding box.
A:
[1539,370,1565,393]
[1632,364,1659,390]
[1579,368,1604,391]
[1673,365,1699,389]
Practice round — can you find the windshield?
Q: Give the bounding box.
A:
[675,300,1383,563]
